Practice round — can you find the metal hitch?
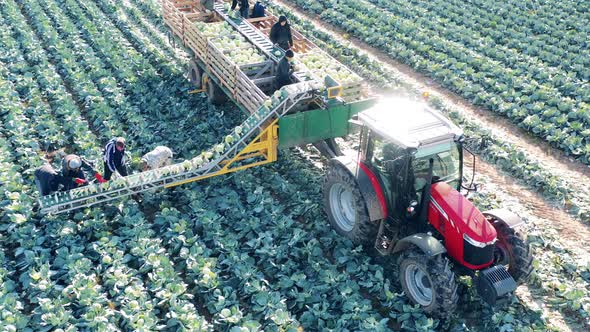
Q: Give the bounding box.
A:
[475,265,517,306]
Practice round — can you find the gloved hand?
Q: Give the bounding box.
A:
[74,178,87,185]
[95,172,107,183]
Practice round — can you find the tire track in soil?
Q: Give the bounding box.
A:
[275,0,590,244]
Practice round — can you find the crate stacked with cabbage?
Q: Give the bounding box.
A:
[297,49,365,101]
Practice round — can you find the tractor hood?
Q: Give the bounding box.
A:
[430,182,496,244]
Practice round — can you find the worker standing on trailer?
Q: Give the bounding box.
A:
[139,146,174,171]
[231,0,249,19]
[270,15,293,50]
[200,0,214,10]
[102,137,128,181]
[251,1,265,18]
[276,49,295,89]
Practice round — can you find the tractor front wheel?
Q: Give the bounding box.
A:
[493,222,533,284]
[322,165,377,245]
[188,60,202,88]
[398,248,458,317]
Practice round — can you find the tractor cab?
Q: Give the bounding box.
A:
[356,98,464,218]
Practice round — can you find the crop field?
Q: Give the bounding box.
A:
[0,0,589,331]
[290,0,590,164]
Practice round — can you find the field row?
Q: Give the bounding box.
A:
[0,0,588,330]
[289,0,590,164]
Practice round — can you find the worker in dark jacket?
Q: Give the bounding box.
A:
[35,164,70,196]
[270,16,293,50]
[231,0,249,19]
[103,137,128,181]
[276,50,295,89]
[251,1,265,18]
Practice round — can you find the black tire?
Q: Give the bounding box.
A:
[206,79,227,105]
[313,139,342,158]
[493,222,533,284]
[322,164,378,245]
[398,248,458,317]
[188,60,202,88]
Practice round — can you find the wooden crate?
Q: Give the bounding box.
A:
[341,81,368,102]
[183,16,210,60]
[162,0,185,39]
[206,41,238,93]
[239,60,273,78]
[235,71,267,114]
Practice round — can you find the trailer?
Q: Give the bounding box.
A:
[39,0,377,215]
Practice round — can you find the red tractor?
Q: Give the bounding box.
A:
[322,99,533,317]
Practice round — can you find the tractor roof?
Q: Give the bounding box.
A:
[358,98,463,150]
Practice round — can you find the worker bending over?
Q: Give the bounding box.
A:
[276,50,295,89]
[140,146,174,171]
[35,154,105,195]
[231,0,249,19]
[270,16,293,50]
[103,137,128,181]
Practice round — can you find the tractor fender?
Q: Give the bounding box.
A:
[330,156,387,221]
[483,209,525,229]
[392,233,447,257]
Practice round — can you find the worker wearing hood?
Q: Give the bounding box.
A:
[270,15,294,50]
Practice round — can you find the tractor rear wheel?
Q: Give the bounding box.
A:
[322,165,377,245]
[398,248,458,317]
[493,222,533,284]
[206,79,227,105]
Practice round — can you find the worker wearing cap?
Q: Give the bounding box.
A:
[34,154,105,195]
[270,16,293,51]
[276,49,295,89]
[60,154,106,190]
[140,146,174,171]
[102,137,128,181]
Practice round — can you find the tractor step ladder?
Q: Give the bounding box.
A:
[39,83,318,215]
[213,3,281,62]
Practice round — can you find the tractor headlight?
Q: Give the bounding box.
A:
[463,233,496,248]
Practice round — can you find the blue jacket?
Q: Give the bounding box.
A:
[103,139,127,175]
[252,2,265,18]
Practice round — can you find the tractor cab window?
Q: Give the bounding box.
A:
[364,129,403,167]
[413,141,461,193]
